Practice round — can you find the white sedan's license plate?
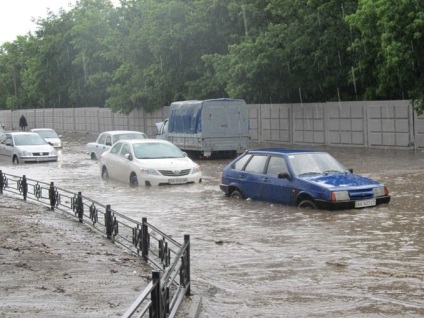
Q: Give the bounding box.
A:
[355,198,376,208]
[168,178,188,184]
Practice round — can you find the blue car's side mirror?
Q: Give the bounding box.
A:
[278,172,291,180]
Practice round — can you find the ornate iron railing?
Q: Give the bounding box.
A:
[0,171,191,318]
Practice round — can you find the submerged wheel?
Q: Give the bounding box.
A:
[129,173,138,186]
[230,190,244,199]
[101,167,109,180]
[298,199,317,209]
[12,156,19,164]
[91,152,97,160]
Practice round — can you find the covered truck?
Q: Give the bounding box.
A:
[156,98,249,158]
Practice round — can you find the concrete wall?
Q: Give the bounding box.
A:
[1,100,422,149]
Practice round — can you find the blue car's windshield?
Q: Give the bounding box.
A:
[288,153,347,176]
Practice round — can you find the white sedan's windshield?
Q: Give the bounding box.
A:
[14,134,47,146]
[288,153,347,176]
[133,143,184,159]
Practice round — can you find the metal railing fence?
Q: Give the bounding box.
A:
[0,171,191,318]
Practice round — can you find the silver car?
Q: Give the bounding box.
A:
[86,130,147,160]
[0,132,58,164]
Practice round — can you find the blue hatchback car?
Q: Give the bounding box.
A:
[220,148,391,210]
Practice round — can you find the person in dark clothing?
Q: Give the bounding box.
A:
[19,115,28,131]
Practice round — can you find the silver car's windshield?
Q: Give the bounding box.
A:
[35,130,58,138]
[288,152,347,176]
[14,134,47,146]
[133,142,184,159]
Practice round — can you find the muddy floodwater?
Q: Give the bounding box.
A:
[2,133,424,317]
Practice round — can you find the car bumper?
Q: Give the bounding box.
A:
[220,184,229,195]
[144,173,203,186]
[315,196,391,210]
[21,156,58,163]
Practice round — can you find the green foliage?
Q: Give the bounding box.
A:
[0,0,424,113]
[346,0,424,113]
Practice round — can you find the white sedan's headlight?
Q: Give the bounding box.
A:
[140,168,160,175]
[50,150,57,155]
[21,150,31,156]
[331,191,350,201]
[373,187,385,197]
[191,165,202,174]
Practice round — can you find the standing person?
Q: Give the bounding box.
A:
[19,115,28,131]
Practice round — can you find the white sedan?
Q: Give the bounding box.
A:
[99,139,202,186]
[86,130,147,160]
[30,128,62,148]
[0,132,58,164]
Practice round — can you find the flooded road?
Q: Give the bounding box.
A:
[2,133,424,317]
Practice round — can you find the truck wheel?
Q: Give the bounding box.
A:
[230,190,244,199]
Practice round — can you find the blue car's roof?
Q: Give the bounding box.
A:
[246,148,321,155]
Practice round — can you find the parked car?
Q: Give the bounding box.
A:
[220,148,391,210]
[86,130,147,160]
[99,139,202,186]
[0,132,58,164]
[30,128,62,148]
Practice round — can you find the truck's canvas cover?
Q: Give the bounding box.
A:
[168,98,248,135]
[168,100,202,133]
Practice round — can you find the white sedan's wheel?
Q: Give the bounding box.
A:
[101,167,109,180]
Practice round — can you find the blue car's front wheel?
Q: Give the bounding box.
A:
[298,199,317,209]
[230,189,244,199]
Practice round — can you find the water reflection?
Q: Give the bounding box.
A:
[1,134,424,317]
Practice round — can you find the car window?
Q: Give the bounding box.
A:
[234,154,252,171]
[14,134,46,146]
[120,144,131,157]
[266,156,288,176]
[113,133,146,144]
[289,153,347,175]
[98,134,107,145]
[105,135,112,146]
[133,142,183,159]
[36,130,58,138]
[0,134,7,144]
[244,155,268,174]
[110,142,122,154]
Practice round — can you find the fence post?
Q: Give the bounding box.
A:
[22,175,28,201]
[150,271,162,318]
[49,182,56,210]
[184,234,191,296]
[142,217,149,260]
[0,170,3,194]
[77,191,83,223]
[105,204,112,238]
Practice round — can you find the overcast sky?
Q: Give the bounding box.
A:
[0,0,118,45]
[0,0,79,45]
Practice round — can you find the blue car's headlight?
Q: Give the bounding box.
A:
[373,187,386,197]
[331,191,350,201]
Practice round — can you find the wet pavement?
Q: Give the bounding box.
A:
[1,133,424,317]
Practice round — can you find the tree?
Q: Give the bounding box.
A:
[346,0,424,113]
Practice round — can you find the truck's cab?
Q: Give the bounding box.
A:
[156,119,169,140]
